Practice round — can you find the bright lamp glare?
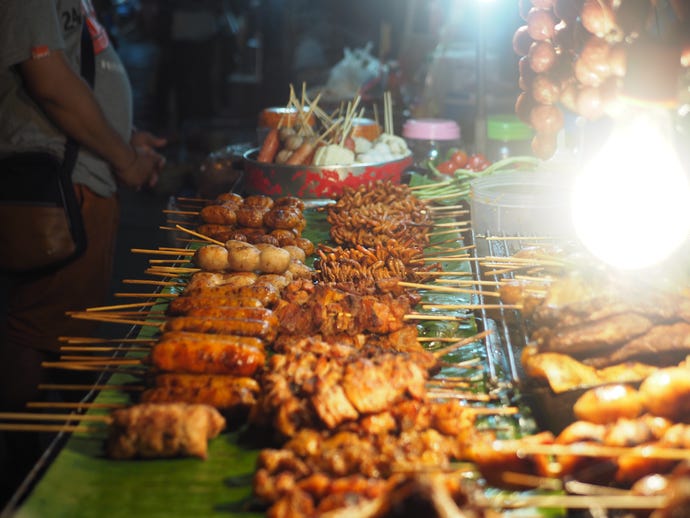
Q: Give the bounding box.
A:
[571,112,690,270]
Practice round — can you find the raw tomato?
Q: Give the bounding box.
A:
[436,160,457,175]
[468,153,489,171]
[450,150,469,168]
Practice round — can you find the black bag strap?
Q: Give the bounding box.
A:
[56,21,95,261]
[61,22,95,175]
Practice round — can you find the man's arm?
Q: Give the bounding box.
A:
[19,49,162,189]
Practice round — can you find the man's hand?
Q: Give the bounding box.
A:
[116,131,167,190]
[131,130,167,153]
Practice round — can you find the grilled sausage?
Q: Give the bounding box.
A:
[183,306,276,324]
[294,237,315,256]
[185,271,258,292]
[181,282,280,306]
[254,273,291,291]
[243,194,274,210]
[214,192,244,208]
[573,384,643,425]
[225,240,261,272]
[141,374,260,410]
[193,245,229,272]
[199,204,237,225]
[166,296,264,316]
[151,331,265,376]
[640,367,690,421]
[263,207,305,230]
[236,206,269,228]
[252,234,281,246]
[196,224,235,240]
[283,245,306,263]
[270,229,298,247]
[164,316,278,342]
[274,196,305,211]
[257,244,291,274]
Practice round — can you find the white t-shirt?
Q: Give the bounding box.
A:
[0,0,132,197]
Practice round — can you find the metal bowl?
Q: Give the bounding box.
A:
[242,148,413,199]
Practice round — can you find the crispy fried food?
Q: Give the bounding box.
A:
[327,181,432,249]
[106,403,226,460]
[250,338,436,438]
[573,384,644,424]
[521,345,658,393]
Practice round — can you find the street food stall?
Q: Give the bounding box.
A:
[3,1,690,517]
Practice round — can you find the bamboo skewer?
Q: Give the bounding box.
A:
[421,303,521,311]
[165,219,196,227]
[60,346,151,353]
[485,494,667,510]
[463,406,518,416]
[417,337,474,343]
[162,209,199,216]
[426,391,494,402]
[484,235,555,241]
[39,384,145,391]
[40,365,145,374]
[58,337,156,344]
[43,359,143,368]
[413,271,473,277]
[404,314,470,322]
[495,441,690,461]
[148,259,192,265]
[174,225,224,246]
[399,281,483,296]
[411,256,473,263]
[428,228,472,237]
[498,471,562,491]
[113,292,178,299]
[432,331,492,357]
[480,255,566,267]
[426,378,470,387]
[435,279,500,286]
[27,401,126,410]
[84,302,159,312]
[122,279,181,287]
[429,221,471,228]
[140,266,196,274]
[565,480,632,496]
[131,248,194,256]
[0,412,111,423]
[68,311,164,326]
[175,196,210,203]
[0,423,97,433]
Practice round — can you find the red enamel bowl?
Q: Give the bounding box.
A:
[242,148,413,199]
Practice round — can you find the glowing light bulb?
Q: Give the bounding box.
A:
[571,108,690,270]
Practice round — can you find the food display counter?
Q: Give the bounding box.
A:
[9,192,537,517]
[5,1,690,516]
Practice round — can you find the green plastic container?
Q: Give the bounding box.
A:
[486,114,533,161]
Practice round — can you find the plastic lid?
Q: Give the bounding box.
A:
[487,114,533,141]
[402,118,461,140]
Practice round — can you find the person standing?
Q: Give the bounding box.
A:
[0,0,166,505]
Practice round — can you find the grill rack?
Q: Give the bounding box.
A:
[467,229,567,419]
